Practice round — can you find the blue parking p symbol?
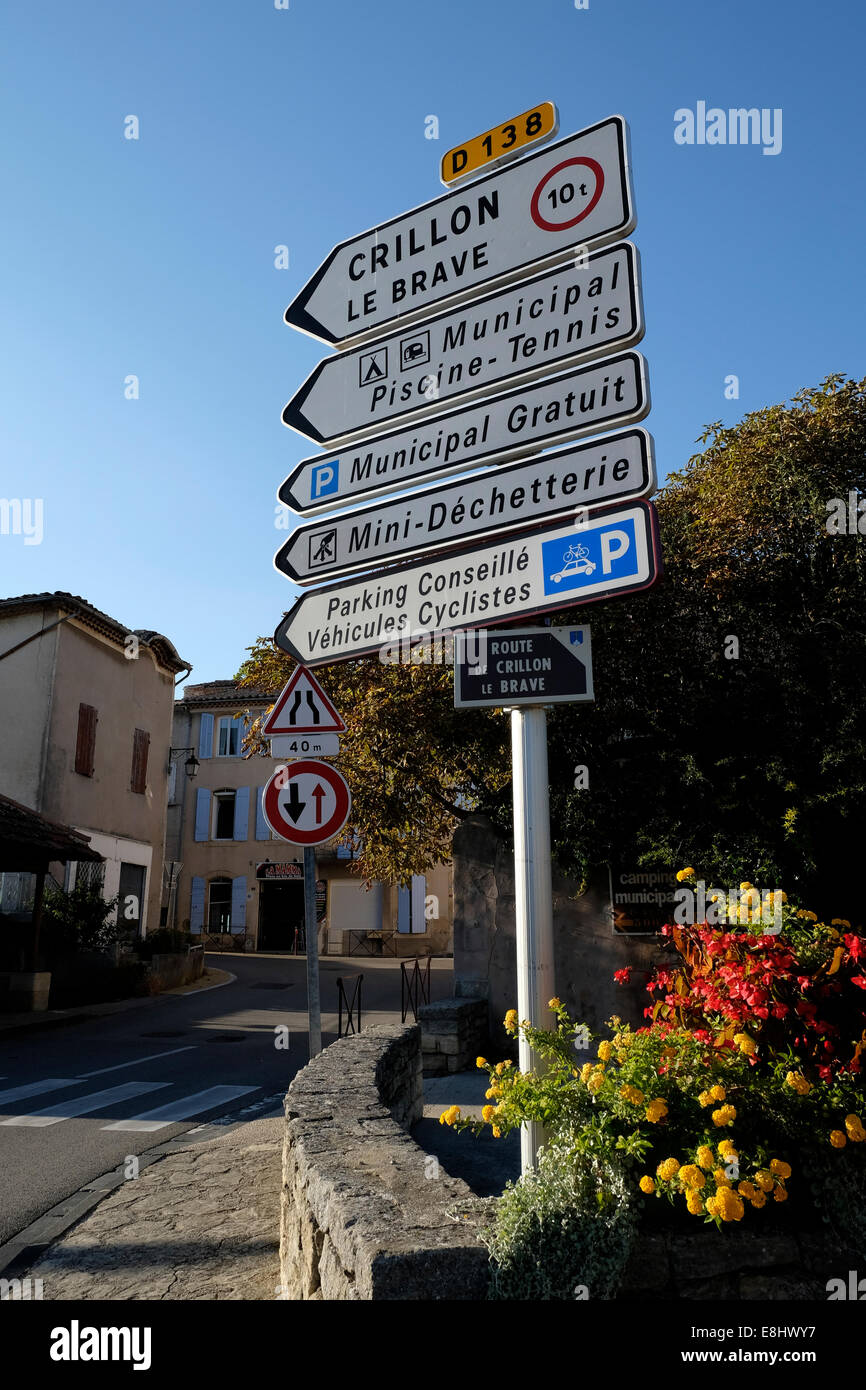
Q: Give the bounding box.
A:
[311,460,339,500]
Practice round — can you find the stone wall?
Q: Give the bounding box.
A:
[279,1023,489,1300]
[621,1227,858,1300]
[452,815,668,1050]
[417,997,488,1076]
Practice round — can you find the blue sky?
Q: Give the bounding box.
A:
[2,0,864,685]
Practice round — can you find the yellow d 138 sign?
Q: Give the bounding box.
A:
[441,102,559,188]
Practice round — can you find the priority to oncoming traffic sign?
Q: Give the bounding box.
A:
[282,242,643,446]
[262,760,352,847]
[273,499,661,666]
[284,116,635,346]
[279,350,650,515]
[275,428,655,586]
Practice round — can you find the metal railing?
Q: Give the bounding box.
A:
[337,974,363,1037]
[401,955,431,1022]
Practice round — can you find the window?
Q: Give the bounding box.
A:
[130,728,150,794]
[217,716,244,757]
[397,875,427,934]
[213,790,236,840]
[74,703,97,777]
[75,861,105,893]
[207,877,232,931]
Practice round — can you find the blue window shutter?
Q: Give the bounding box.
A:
[194,788,211,842]
[411,874,427,933]
[231,876,247,930]
[255,787,269,841]
[233,786,250,841]
[397,884,410,933]
[199,712,214,759]
[190,876,205,932]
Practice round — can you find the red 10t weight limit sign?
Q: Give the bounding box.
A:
[262,760,351,847]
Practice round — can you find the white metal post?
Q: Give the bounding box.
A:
[511,705,556,1175]
[303,846,322,1058]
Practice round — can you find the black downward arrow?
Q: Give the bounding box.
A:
[286,782,306,823]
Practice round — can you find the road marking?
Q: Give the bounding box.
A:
[0,1078,83,1106]
[0,1081,169,1128]
[101,1085,260,1132]
[77,1046,197,1078]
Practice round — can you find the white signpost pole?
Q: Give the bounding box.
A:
[303,845,322,1059]
[511,704,556,1174]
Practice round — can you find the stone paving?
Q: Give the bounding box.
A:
[22,1116,283,1301]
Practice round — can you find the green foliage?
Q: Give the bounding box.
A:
[136,928,192,961]
[42,884,121,955]
[483,1141,637,1300]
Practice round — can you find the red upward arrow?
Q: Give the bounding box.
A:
[311,784,326,825]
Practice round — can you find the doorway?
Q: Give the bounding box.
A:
[258,879,305,951]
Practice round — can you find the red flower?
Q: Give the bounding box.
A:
[851,975,866,990]
[844,934,863,961]
[614,967,632,985]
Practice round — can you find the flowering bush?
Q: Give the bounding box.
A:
[447,876,866,1240]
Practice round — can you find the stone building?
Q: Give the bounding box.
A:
[164,680,453,955]
[0,591,189,938]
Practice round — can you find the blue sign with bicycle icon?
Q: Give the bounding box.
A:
[542,516,639,595]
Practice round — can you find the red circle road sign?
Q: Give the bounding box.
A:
[529,156,604,232]
[262,759,351,847]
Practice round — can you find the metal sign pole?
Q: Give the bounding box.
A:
[511,705,556,1174]
[303,846,322,1058]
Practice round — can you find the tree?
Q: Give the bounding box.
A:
[239,375,866,916]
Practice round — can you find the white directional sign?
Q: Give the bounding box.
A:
[270,733,341,758]
[283,242,643,446]
[274,500,661,667]
[285,116,635,346]
[262,760,351,847]
[279,350,650,516]
[262,665,346,735]
[275,428,655,586]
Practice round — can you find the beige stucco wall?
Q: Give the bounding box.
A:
[42,618,175,933]
[0,610,59,807]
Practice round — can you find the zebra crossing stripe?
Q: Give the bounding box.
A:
[0,1081,169,1128]
[0,1079,83,1106]
[101,1085,260,1132]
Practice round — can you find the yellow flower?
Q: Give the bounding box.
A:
[697,1145,715,1170]
[705,1195,719,1217]
[679,1164,706,1190]
[646,1098,669,1124]
[698,1090,714,1108]
[738,1181,756,1200]
[715,1187,745,1222]
[770,1159,792,1179]
[548,997,561,1010]
[773,1186,788,1203]
[830,1130,847,1148]
[476,1056,487,1069]
[739,881,753,892]
[619,1084,644,1106]
[718,1139,737,1159]
[504,1009,518,1032]
[733,1033,756,1056]
[495,1061,507,1075]
[755,1170,774,1192]
[845,1115,865,1142]
[656,1157,680,1182]
[751,1188,767,1208]
[713,1168,731,1187]
[686,1191,704,1215]
[676,867,696,881]
[492,1125,501,1138]
[712,1105,736,1127]
[485,1085,500,1100]
[785,1071,811,1096]
[710,1085,726,1102]
[439,1105,460,1127]
[580,1063,594,1083]
[597,1040,613,1062]
[587,1073,604,1095]
[639,1175,655,1194]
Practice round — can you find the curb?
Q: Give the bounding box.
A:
[0,966,236,1039]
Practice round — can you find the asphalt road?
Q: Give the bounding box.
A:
[0,951,453,1246]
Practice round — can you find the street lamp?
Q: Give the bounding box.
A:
[168,747,200,780]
